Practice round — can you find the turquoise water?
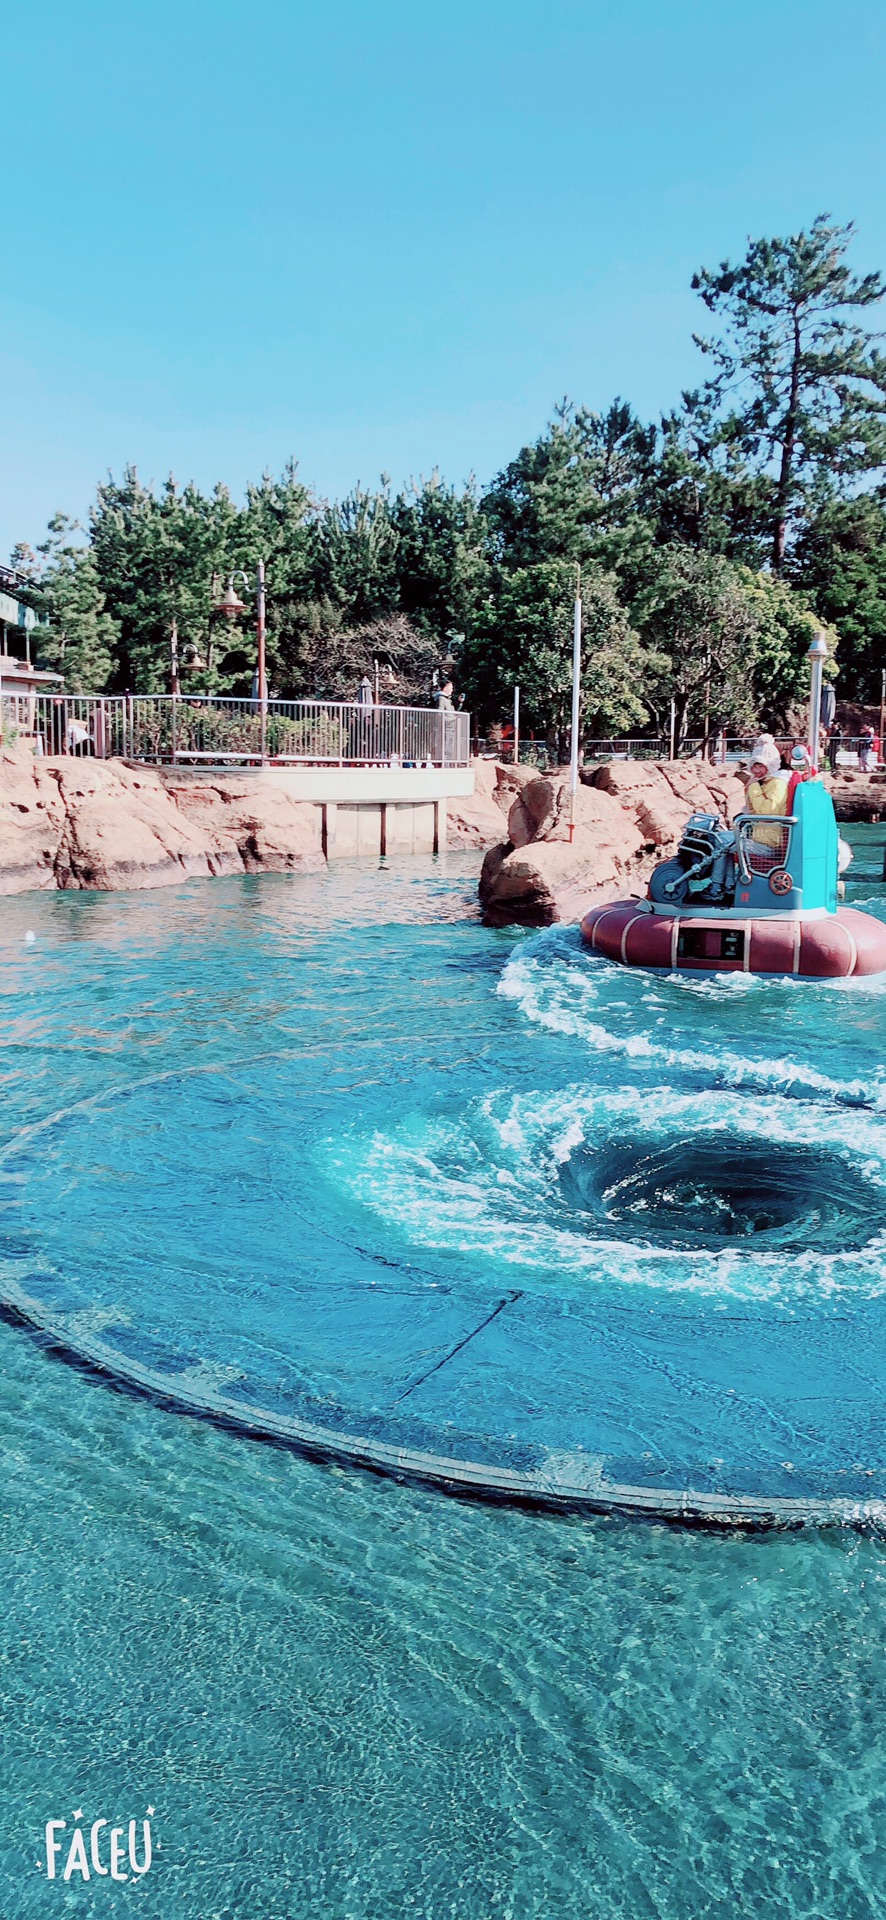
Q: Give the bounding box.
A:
[1,839,886,1914]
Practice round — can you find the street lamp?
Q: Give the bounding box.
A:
[568,566,582,841]
[807,630,828,770]
[212,561,267,759]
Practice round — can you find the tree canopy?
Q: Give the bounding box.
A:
[12,213,886,746]
[687,215,886,570]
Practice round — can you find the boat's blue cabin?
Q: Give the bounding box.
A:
[734,779,838,915]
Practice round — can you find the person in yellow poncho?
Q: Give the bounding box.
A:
[742,735,789,852]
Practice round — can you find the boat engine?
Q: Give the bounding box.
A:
[648,812,738,907]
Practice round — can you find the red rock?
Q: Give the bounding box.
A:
[446,760,516,847]
[0,748,326,893]
[477,760,756,925]
[635,801,685,848]
[53,761,217,890]
[0,743,66,893]
[165,776,325,874]
[481,777,646,924]
[594,760,668,801]
[493,761,537,805]
[507,776,560,846]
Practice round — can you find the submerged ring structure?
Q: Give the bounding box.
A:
[4,861,886,1535]
[4,1272,886,1532]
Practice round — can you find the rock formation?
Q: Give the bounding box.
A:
[826,770,886,823]
[4,739,859,912]
[0,742,513,896]
[0,745,326,894]
[479,759,748,926]
[0,743,67,893]
[443,754,515,846]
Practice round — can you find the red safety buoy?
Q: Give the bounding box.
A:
[580,900,886,978]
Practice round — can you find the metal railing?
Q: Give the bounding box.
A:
[734,813,793,876]
[2,696,877,777]
[0,692,471,769]
[476,733,886,769]
[478,735,748,765]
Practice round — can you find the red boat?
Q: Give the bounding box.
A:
[581,779,886,979]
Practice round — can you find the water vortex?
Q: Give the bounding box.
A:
[3,859,886,1519]
[558,1135,883,1251]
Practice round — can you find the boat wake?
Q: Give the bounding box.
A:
[497,932,886,1110]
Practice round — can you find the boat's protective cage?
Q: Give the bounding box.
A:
[649,780,839,918]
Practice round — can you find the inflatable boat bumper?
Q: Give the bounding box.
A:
[580,899,886,977]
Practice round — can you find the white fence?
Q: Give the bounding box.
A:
[0,692,471,769]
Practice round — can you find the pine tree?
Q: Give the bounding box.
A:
[26,515,119,691]
[688,215,886,570]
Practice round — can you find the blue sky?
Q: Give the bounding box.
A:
[3,0,886,556]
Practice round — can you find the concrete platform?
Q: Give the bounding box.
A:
[156,763,476,856]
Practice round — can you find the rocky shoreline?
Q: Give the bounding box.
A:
[478,758,748,925]
[1,741,881,917]
[0,742,511,896]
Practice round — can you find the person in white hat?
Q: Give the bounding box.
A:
[744,735,789,851]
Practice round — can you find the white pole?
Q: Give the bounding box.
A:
[257,558,267,763]
[669,697,676,763]
[807,631,828,770]
[569,572,582,841]
[513,684,520,765]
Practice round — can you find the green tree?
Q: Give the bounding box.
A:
[238,462,318,694]
[460,559,660,746]
[634,409,770,566]
[481,401,649,576]
[688,215,886,570]
[740,569,838,724]
[314,484,400,627]
[639,549,835,741]
[22,516,119,690]
[90,470,240,690]
[390,474,489,647]
[297,613,439,704]
[792,493,886,701]
[642,550,763,742]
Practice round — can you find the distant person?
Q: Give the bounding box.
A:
[743,735,789,851]
[786,742,818,812]
[827,722,843,773]
[435,680,454,712]
[859,724,877,772]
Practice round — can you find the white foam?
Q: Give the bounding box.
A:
[496,944,886,1110]
[320,1082,886,1305]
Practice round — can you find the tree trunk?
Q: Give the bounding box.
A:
[772,308,802,571]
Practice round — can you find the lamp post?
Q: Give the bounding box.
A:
[170,617,180,696]
[568,568,582,841]
[807,630,829,770]
[213,562,267,762]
